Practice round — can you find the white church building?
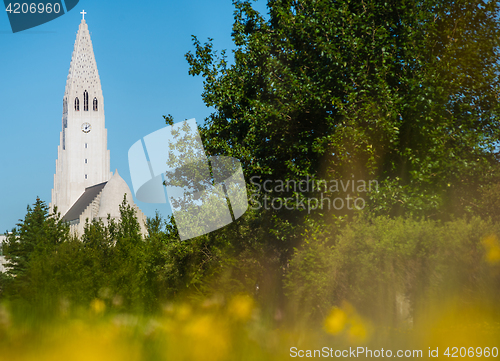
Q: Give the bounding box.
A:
[0,234,6,273]
[50,14,146,236]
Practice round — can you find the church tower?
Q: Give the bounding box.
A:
[50,13,147,236]
[51,14,112,216]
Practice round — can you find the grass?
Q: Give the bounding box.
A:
[0,293,499,360]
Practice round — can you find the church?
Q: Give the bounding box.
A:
[50,13,147,236]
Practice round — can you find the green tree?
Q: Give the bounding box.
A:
[3,198,68,280]
[106,198,145,310]
[1,197,69,303]
[186,0,500,217]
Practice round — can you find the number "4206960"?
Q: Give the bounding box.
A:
[5,3,61,14]
[444,347,498,358]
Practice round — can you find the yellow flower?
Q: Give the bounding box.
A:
[324,307,347,334]
[348,317,367,342]
[183,315,229,361]
[90,299,106,315]
[482,235,500,264]
[324,302,370,342]
[227,294,254,321]
[175,303,192,320]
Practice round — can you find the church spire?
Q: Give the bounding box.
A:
[64,14,102,105]
[51,17,111,217]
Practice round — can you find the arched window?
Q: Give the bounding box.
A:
[83,90,89,111]
[93,97,98,111]
[74,97,79,111]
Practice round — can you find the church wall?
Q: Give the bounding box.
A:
[0,235,7,273]
[0,256,7,273]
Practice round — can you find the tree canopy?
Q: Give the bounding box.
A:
[186,0,500,217]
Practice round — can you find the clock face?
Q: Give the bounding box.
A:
[82,122,91,133]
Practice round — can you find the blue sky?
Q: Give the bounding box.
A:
[0,0,268,233]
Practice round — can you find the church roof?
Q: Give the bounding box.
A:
[63,181,107,222]
[64,18,102,100]
[97,170,135,219]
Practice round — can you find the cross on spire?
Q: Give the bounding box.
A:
[80,10,86,20]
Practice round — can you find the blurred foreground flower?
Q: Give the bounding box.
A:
[482,235,500,264]
[423,300,500,352]
[183,314,229,361]
[324,307,347,334]
[228,294,254,322]
[90,298,106,315]
[324,302,369,342]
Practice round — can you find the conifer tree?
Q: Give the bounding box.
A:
[3,197,68,279]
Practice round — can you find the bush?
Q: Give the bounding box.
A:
[285,215,500,326]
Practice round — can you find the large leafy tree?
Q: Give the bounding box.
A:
[186,0,500,216]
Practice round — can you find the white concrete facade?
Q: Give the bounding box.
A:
[51,18,112,217]
[67,170,148,236]
[0,234,7,273]
[0,257,6,273]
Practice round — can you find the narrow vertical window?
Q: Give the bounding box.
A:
[93,97,98,111]
[75,97,79,111]
[85,174,87,179]
[83,90,89,111]
[85,159,87,164]
[85,143,88,149]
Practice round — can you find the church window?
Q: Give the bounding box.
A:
[84,90,89,111]
[93,97,98,111]
[85,174,87,179]
[85,143,88,148]
[74,97,79,111]
[85,159,87,164]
